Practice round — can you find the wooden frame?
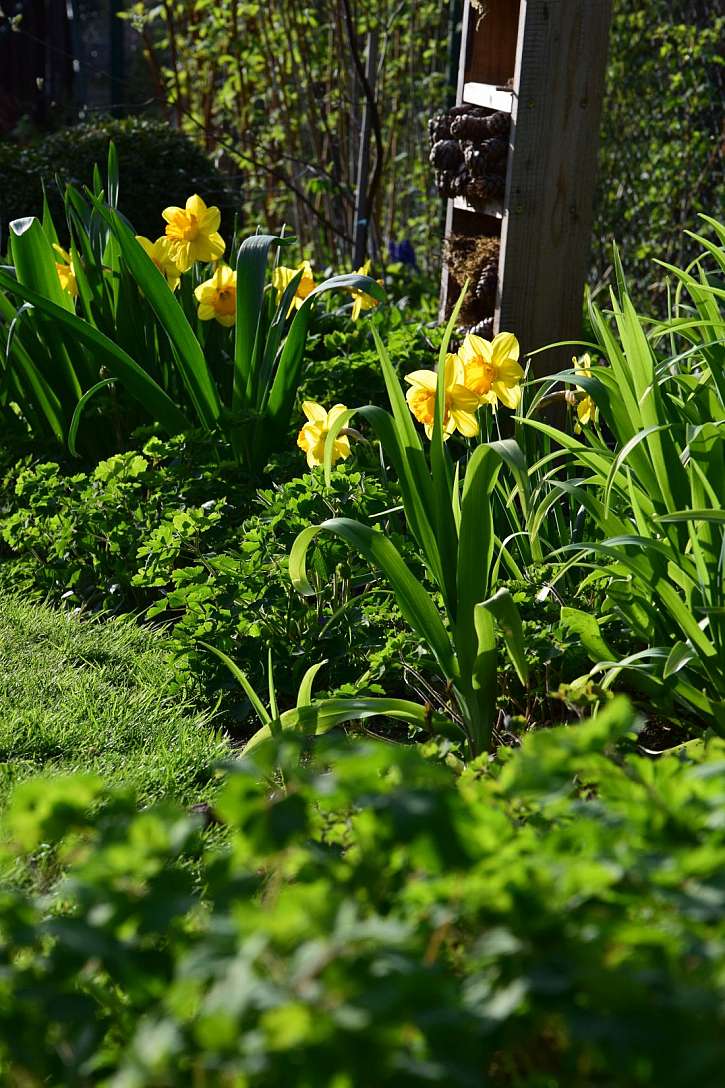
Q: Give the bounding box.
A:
[441,0,612,376]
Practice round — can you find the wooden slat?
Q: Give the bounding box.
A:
[497,0,612,375]
[453,195,504,219]
[462,81,514,112]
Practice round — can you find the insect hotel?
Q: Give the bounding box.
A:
[433,0,613,374]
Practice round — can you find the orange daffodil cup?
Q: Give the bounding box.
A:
[458,331,524,409]
[406,331,524,439]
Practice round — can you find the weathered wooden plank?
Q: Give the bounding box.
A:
[497,0,612,374]
[467,0,521,85]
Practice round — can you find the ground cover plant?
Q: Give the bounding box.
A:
[1,699,724,1085]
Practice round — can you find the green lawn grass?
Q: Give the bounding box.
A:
[0,595,230,809]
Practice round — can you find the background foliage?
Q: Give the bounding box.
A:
[2,1,720,304]
[122,0,451,271]
[0,117,232,245]
[592,0,724,307]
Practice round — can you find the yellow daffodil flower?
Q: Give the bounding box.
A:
[136,235,182,290]
[297,400,351,469]
[573,353,598,430]
[53,244,77,298]
[272,260,315,315]
[405,353,480,439]
[162,194,225,272]
[350,259,383,320]
[459,331,524,410]
[194,264,237,326]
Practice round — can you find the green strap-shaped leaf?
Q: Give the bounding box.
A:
[0,269,190,437]
[10,216,73,312]
[96,202,222,430]
[479,588,529,688]
[243,695,458,755]
[199,641,273,729]
[0,290,65,441]
[320,404,446,590]
[290,517,456,680]
[454,445,501,678]
[234,233,286,410]
[67,377,117,456]
[296,660,328,708]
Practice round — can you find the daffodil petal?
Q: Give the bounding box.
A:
[450,409,479,437]
[490,332,520,364]
[327,404,349,426]
[404,369,438,391]
[460,333,492,365]
[495,359,525,383]
[492,381,521,409]
[302,401,327,424]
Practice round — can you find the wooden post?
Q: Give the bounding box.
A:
[352,31,378,268]
[498,0,612,374]
[439,0,612,376]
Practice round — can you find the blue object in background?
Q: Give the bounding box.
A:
[388,239,418,269]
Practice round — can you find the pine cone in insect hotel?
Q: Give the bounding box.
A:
[476,260,499,310]
[469,317,495,340]
[429,139,463,173]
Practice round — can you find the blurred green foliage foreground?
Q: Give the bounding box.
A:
[1,697,724,1086]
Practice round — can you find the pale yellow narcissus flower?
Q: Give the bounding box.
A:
[53,244,77,298]
[162,194,225,272]
[350,259,383,320]
[136,235,182,290]
[297,401,351,469]
[405,353,480,439]
[459,331,524,410]
[573,354,598,429]
[194,265,237,326]
[272,260,315,315]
